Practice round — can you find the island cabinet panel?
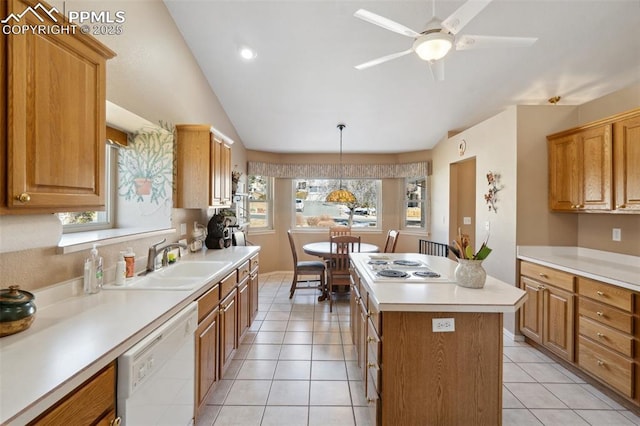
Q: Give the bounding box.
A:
[2,0,115,213]
[380,312,502,426]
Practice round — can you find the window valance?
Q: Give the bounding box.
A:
[247,161,431,179]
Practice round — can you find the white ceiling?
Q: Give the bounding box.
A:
[164,0,640,154]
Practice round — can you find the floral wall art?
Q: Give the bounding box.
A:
[117,124,174,229]
[484,171,503,213]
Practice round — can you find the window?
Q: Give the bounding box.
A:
[248,175,273,230]
[404,176,428,230]
[57,144,117,232]
[293,179,381,229]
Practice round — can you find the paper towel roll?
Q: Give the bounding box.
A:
[0,214,62,254]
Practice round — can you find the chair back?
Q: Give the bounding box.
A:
[418,239,449,257]
[287,230,299,265]
[329,225,351,238]
[330,235,361,273]
[383,230,400,253]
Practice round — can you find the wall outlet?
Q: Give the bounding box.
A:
[463,217,471,225]
[485,221,491,231]
[180,223,187,236]
[432,318,455,333]
[612,228,621,242]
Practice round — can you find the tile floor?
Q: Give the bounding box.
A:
[197,272,640,425]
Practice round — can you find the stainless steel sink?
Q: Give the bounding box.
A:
[103,260,232,291]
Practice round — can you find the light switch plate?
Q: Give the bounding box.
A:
[180,223,187,236]
[612,228,621,241]
[463,217,471,225]
[432,318,455,332]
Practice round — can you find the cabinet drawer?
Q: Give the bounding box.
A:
[579,297,633,334]
[220,271,238,299]
[365,375,381,426]
[578,336,633,398]
[367,320,382,366]
[198,283,220,322]
[579,316,633,357]
[368,301,381,336]
[578,277,633,312]
[237,260,251,283]
[250,254,259,272]
[367,356,381,395]
[520,261,575,292]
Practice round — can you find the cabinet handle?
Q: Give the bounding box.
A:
[571,205,577,209]
[367,336,377,343]
[111,418,122,426]
[616,204,626,209]
[367,362,377,369]
[17,192,31,203]
[537,285,546,291]
[597,360,605,367]
[367,398,375,404]
[596,291,604,297]
[596,332,605,338]
[577,204,584,208]
[538,273,548,278]
[596,311,604,317]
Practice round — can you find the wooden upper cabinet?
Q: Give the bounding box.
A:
[548,108,639,214]
[2,0,115,213]
[613,112,640,212]
[174,125,232,208]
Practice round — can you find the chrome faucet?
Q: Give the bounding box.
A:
[145,239,187,273]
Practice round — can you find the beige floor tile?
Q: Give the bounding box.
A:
[503,385,525,409]
[313,321,342,332]
[241,331,257,344]
[274,360,311,380]
[248,320,262,332]
[313,332,342,345]
[270,303,294,312]
[579,383,625,410]
[503,363,536,383]
[309,381,352,406]
[245,344,281,360]
[233,344,251,360]
[224,380,271,405]
[267,380,310,406]
[550,364,587,384]
[195,403,221,426]
[254,331,285,344]
[261,406,309,426]
[543,383,614,409]
[312,344,344,361]
[502,409,543,425]
[505,383,567,409]
[213,405,264,426]
[279,344,312,360]
[353,406,374,426]
[530,409,589,425]
[343,344,357,361]
[259,320,289,331]
[311,361,347,380]
[308,406,355,426]
[518,363,575,383]
[504,347,552,363]
[620,410,640,424]
[221,359,243,380]
[287,321,315,332]
[574,409,636,425]
[290,311,315,321]
[205,379,234,405]
[236,360,277,380]
[284,331,314,344]
[349,380,368,406]
[345,361,362,381]
[264,311,291,321]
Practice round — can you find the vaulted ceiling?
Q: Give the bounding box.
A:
[165,0,640,153]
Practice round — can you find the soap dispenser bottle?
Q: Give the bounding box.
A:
[115,251,126,286]
[84,244,103,294]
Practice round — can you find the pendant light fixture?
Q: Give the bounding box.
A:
[325,124,357,204]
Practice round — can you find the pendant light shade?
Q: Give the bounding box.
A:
[326,124,356,204]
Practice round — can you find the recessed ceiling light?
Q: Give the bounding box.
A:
[239,46,257,61]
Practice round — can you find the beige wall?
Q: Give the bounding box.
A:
[0,0,245,291]
[246,150,431,273]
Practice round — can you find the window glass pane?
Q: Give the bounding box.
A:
[248,175,273,229]
[293,179,380,229]
[405,177,427,229]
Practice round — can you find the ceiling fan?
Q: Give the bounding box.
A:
[354,0,537,80]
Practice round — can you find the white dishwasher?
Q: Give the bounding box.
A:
[118,302,198,426]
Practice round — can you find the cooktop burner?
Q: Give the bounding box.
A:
[377,269,409,278]
[393,260,422,267]
[368,260,389,265]
[413,271,441,278]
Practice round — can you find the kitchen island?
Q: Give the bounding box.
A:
[349,253,526,426]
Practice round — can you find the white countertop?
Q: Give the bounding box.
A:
[350,253,527,313]
[517,246,640,291]
[0,246,259,425]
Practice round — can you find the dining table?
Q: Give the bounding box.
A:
[302,241,380,259]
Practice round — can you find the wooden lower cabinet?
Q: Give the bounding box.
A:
[29,362,118,425]
[220,289,238,376]
[195,307,219,412]
[238,277,250,340]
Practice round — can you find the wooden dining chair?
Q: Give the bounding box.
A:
[287,230,326,299]
[418,239,449,257]
[383,230,400,253]
[329,225,351,238]
[327,235,361,312]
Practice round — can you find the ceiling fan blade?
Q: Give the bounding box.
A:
[441,0,493,35]
[428,60,445,81]
[456,35,538,50]
[355,49,414,70]
[354,9,420,38]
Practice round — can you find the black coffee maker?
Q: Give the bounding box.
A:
[205,214,232,249]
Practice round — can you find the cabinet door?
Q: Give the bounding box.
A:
[221,143,232,204]
[195,308,218,411]
[543,285,575,361]
[7,0,114,211]
[249,271,259,323]
[175,125,212,208]
[220,289,238,375]
[613,114,640,212]
[577,125,612,211]
[520,277,543,344]
[211,137,223,205]
[549,135,580,211]
[238,278,250,339]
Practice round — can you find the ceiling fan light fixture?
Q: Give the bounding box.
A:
[413,32,454,61]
